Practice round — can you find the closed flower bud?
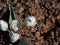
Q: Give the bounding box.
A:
[10,20,19,32]
[0,20,8,31]
[25,16,36,27]
[10,31,20,43]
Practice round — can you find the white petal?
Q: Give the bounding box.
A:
[9,43,13,45]
[10,20,19,32]
[0,20,8,31]
[25,16,36,27]
[10,32,20,43]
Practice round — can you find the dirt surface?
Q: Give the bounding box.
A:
[0,0,60,45]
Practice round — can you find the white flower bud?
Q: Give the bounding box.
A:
[10,32,20,43]
[10,20,19,32]
[25,16,36,27]
[0,20,8,31]
[9,43,13,45]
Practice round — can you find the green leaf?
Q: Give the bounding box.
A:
[9,3,16,24]
[17,37,30,45]
[8,30,13,37]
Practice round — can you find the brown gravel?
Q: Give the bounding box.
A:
[0,0,60,45]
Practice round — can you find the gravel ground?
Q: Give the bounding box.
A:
[0,0,60,45]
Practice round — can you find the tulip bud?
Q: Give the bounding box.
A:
[10,20,19,32]
[0,20,8,31]
[10,31,20,43]
[25,16,36,27]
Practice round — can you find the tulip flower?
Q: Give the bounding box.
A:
[0,20,8,31]
[9,43,13,45]
[9,3,30,45]
[10,31,20,43]
[9,4,19,32]
[10,20,19,32]
[25,16,36,27]
[9,4,20,43]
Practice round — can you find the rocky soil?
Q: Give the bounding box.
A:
[0,0,60,45]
